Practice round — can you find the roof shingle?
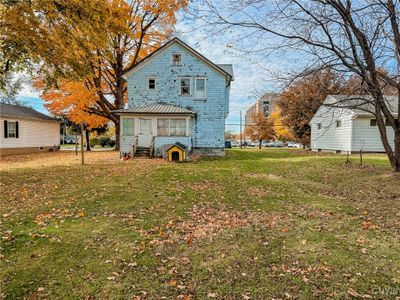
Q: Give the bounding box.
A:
[0,102,58,121]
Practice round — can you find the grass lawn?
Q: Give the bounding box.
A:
[1,149,399,299]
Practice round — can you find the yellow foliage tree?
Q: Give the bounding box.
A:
[269,110,293,142]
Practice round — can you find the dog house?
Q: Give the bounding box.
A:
[166,142,187,162]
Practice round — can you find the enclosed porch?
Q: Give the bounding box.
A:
[115,103,195,158]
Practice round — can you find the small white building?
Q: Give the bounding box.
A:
[0,103,60,156]
[310,95,398,153]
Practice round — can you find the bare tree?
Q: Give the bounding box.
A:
[195,0,400,171]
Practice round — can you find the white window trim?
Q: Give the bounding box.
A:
[148,77,156,90]
[171,53,182,66]
[194,77,207,99]
[179,77,192,96]
[7,121,17,138]
[157,117,188,136]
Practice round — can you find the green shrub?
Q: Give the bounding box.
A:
[90,137,99,147]
[99,136,111,147]
[109,139,116,147]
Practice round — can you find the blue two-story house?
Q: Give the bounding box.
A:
[115,38,233,158]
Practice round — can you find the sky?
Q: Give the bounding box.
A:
[16,7,281,133]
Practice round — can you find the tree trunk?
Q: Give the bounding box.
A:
[114,118,120,151]
[85,129,91,151]
[259,139,262,149]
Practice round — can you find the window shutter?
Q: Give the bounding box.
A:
[4,120,8,138]
[15,121,19,138]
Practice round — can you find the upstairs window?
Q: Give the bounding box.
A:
[370,119,377,126]
[172,54,182,66]
[195,78,206,99]
[180,78,191,96]
[148,78,156,90]
[317,123,322,130]
[336,120,342,128]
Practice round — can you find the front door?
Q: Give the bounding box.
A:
[138,118,152,147]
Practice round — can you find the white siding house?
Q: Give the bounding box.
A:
[311,95,398,153]
[0,103,60,156]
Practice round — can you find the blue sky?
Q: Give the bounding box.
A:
[17,10,281,133]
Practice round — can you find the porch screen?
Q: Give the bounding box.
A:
[170,119,186,136]
[123,118,134,135]
[157,119,169,136]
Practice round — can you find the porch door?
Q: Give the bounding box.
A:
[138,118,152,147]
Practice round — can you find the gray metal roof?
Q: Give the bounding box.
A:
[0,102,58,121]
[113,102,195,115]
[217,64,234,81]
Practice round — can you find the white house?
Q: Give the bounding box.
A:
[310,95,398,153]
[0,103,60,156]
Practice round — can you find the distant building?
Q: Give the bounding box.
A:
[245,93,278,127]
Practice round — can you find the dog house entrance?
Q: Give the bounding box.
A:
[171,151,180,161]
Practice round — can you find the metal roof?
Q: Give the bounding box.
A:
[113,102,195,115]
[0,102,58,121]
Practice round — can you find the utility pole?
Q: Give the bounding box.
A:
[80,123,84,165]
[240,111,242,149]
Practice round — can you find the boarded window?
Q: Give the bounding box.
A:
[170,119,186,136]
[157,119,169,136]
[180,78,191,95]
[195,78,206,99]
[123,118,134,136]
[148,78,156,90]
[172,54,181,66]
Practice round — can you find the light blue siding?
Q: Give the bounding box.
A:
[125,42,230,150]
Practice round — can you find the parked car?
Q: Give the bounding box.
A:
[287,141,296,148]
[263,141,275,147]
[231,141,239,147]
[225,141,232,148]
[273,141,283,147]
[62,135,76,144]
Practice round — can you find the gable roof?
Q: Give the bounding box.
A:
[122,38,233,82]
[311,94,398,122]
[324,95,398,115]
[0,102,58,122]
[113,102,195,115]
[167,142,187,151]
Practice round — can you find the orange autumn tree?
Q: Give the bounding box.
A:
[245,113,275,149]
[33,0,187,150]
[39,81,108,150]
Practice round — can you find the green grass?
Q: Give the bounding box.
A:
[1,149,399,299]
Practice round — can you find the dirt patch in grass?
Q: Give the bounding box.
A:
[186,180,222,191]
[247,186,271,198]
[244,173,281,180]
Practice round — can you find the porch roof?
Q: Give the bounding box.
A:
[113,102,195,115]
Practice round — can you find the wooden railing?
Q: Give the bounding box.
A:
[132,136,138,156]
